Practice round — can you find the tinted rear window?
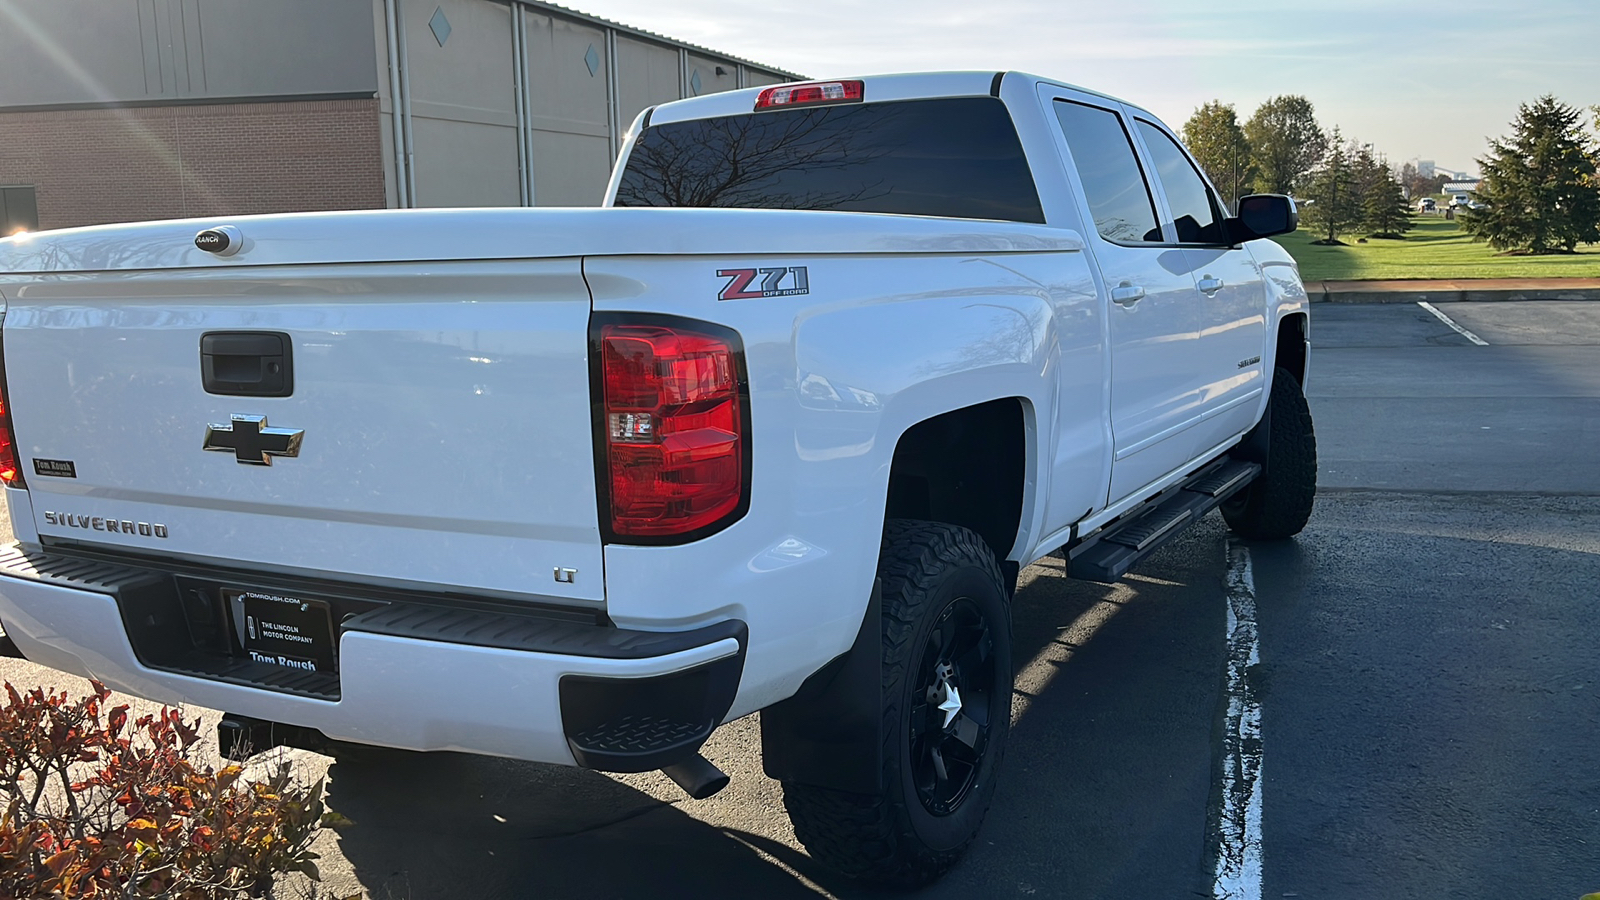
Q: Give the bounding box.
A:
[615,97,1045,223]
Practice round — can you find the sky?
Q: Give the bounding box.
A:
[568,0,1600,178]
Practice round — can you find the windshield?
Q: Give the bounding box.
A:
[614,97,1045,223]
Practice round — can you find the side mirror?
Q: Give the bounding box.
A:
[1229,194,1298,242]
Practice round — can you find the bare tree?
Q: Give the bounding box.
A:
[615,107,897,210]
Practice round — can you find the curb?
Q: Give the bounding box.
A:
[1309,286,1600,304]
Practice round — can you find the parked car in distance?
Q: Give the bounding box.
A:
[1450,194,1471,208]
[1417,197,1437,213]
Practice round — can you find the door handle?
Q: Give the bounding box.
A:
[1198,276,1224,295]
[201,331,294,397]
[1110,284,1146,307]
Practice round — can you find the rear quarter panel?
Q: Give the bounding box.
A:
[587,246,1104,716]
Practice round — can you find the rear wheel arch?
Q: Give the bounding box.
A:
[882,397,1031,572]
[759,398,1031,800]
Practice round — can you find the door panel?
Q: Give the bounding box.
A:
[1183,245,1267,456]
[1130,118,1267,463]
[1045,91,1206,505]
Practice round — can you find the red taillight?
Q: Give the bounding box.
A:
[597,320,746,539]
[0,399,20,488]
[755,80,864,111]
[0,337,22,490]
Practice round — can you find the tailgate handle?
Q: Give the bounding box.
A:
[201,332,293,397]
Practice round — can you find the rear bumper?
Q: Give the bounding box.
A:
[0,544,744,770]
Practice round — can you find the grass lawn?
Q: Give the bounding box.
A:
[1274,216,1600,282]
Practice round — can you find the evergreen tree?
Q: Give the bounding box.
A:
[1244,95,1328,195]
[1348,143,1385,214]
[1363,157,1413,238]
[1300,130,1362,243]
[1461,96,1600,253]
[1342,144,1411,237]
[1182,101,1255,210]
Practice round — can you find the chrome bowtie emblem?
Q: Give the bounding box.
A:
[203,415,304,466]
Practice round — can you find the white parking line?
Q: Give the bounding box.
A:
[1213,539,1264,900]
[1418,301,1489,346]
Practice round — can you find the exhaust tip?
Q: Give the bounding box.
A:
[662,753,730,800]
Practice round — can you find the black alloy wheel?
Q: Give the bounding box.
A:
[909,597,996,817]
[781,519,1012,887]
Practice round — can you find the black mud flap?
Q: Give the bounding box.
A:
[0,619,22,659]
[1231,387,1273,472]
[760,580,882,795]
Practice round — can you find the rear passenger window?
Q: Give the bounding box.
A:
[1052,101,1161,244]
[1135,120,1228,244]
[616,97,1045,223]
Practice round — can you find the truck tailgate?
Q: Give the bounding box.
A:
[2,259,603,605]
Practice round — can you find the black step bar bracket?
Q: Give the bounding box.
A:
[1066,458,1260,583]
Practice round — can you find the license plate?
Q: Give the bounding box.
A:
[228,589,338,675]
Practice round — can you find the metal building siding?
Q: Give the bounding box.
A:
[519,10,614,206]
[744,70,787,88]
[613,35,682,137]
[400,0,521,207]
[0,0,378,107]
[0,0,798,215]
[383,1,800,208]
[684,53,739,97]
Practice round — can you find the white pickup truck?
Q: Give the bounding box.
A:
[0,72,1314,885]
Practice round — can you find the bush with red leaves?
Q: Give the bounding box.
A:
[0,680,325,898]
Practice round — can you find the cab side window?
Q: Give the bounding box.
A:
[1135,120,1228,245]
[1052,101,1162,244]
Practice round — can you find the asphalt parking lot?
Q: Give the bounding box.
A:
[2,300,1597,899]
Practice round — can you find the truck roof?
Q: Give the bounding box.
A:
[643,70,1146,128]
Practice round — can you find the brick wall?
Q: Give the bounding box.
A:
[0,98,386,230]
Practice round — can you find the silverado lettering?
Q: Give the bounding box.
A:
[42,511,167,538]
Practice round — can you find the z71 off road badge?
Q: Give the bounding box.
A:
[717,266,810,301]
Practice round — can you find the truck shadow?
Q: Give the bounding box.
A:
[319,522,1235,900]
[321,747,848,899]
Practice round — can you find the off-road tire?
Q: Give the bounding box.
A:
[782,519,1012,887]
[1222,366,1317,539]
